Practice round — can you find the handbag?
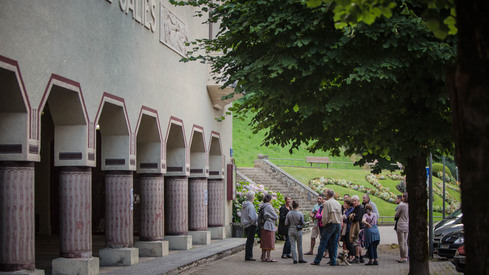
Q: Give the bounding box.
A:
[296,224,303,230]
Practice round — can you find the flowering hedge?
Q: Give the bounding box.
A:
[233,181,284,224]
[308,174,397,203]
[435,171,461,193]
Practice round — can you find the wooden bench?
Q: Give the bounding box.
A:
[305,156,331,168]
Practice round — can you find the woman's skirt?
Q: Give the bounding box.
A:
[364,225,380,248]
[260,228,275,250]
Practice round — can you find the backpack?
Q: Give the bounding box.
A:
[258,206,266,227]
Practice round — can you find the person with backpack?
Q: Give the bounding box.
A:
[259,194,279,262]
[241,191,258,261]
[285,201,307,264]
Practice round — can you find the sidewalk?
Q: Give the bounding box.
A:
[180,226,461,275]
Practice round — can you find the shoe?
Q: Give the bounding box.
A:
[365,261,374,265]
[245,258,256,261]
[287,254,293,258]
[329,263,337,266]
[348,258,360,264]
[281,255,288,259]
[310,262,320,266]
[299,260,307,263]
[304,251,314,255]
[397,259,408,263]
[326,261,332,264]
[360,257,365,263]
[293,260,298,264]
[373,261,379,265]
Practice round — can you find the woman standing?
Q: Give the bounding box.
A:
[395,193,409,263]
[285,201,307,264]
[362,204,380,265]
[278,196,292,259]
[260,194,279,262]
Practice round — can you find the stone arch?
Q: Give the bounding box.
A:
[94,93,133,171]
[38,74,91,166]
[208,132,223,179]
[189,125,207,177]
[135,106,164,173]
[165,117,187,176]
[0,55,36,161]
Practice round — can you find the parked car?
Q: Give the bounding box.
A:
[452,245,466,273]
[436,228,464,258]
[433,216,463,252]
[435,208,462,230]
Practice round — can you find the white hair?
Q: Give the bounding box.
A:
[246,191,255,201]
[351,195,360,201]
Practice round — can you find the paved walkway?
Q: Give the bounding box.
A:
[181,226,461,275]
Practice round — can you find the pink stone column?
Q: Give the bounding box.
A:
[139,174,164,241]
[164,176,188,235]
[188,178,208,231]
[105,171,134,248]
[59,167,92,258]
[0,162,35,271]
[208,179,224,227]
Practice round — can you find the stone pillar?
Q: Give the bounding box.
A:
[164,176,191,250]
[53,166,98,275]
[99,171,138,266]
[0,162,37,273]
[208,179,226,240]
[188,177,210,245]
[134,174,168,257]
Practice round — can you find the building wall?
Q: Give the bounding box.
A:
[0,0,234,232]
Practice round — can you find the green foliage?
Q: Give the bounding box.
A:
[432,162,453,177]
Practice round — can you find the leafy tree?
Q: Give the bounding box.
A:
[172,0,456,273]
[305,1,489,274]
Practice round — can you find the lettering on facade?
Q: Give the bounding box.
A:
[160,4,189,57]
[106,0,157,32]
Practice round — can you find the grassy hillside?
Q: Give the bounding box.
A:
[233,114,353,167]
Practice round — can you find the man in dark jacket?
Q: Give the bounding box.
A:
[241,191,258,261]
[278,196,292,258]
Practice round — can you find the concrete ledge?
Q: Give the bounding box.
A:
[99,247,139,266]
[209,227,226,240]
[52,257,99,275]
[165,235,192,250]
[188,231,211,245]
[135,240,169,257]
[0,269,44,275]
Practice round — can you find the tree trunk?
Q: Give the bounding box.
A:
[405,155,430,275]
[451,1,489,274]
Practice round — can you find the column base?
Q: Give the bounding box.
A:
[52,257,99,275]
[165,235,192,250]
[134,241,169,257]
[188,231,211,245]
[0,270,44,275]
[99,248,139,266]
[209,227,226,240]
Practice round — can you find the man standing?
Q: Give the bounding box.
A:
[348,195,365,263]
[362,194,379,217]
[311,189,342,266]
[305,195,323,255]
[241,191,258,261]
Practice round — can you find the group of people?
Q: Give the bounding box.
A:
[240,188,409,266]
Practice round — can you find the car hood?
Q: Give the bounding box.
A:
[435,223,464,237]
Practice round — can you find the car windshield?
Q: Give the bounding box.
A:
[447,208,462,219]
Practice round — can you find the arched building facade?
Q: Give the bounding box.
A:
[0,1,235,274]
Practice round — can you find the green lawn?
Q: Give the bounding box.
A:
[233,114,354,167]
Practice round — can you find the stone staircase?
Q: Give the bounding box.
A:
[237,159,318,212]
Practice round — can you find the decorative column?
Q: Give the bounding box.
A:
[188,177,210,245]
[208,179,226,240]
[52,167,98,275]
[0,162,39,274]
[99,171,138,266]
[164,176,191,250]
[134,174,168,257]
